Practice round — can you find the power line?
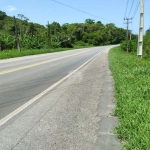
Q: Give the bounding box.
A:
[128,0,135,17]
[51,0,122,26]
[132,0,140,19]
[124,0,129,18]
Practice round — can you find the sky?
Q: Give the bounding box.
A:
[0,0,150,34]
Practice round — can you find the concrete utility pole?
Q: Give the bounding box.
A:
[14,16,21,52]
[124,18,132,52]
[137,0,144,58]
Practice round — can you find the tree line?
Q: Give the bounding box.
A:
[0,10,132,51]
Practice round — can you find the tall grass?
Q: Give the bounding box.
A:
[109,47,150,150]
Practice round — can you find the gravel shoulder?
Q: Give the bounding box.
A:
[0,47,122,150]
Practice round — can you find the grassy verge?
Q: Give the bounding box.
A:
[109,46,150,150]
[0,45,92,59]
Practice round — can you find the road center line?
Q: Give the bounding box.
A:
[0,49,104,126]
[0,50,89,75]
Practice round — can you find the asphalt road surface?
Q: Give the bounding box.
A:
[0,46,113,121]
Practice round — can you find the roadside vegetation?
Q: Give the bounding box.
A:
[120,28,150,57]
[0,45,92,59]
[109,29,150,149]
[0,10,133,59]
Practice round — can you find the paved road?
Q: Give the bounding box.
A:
[0,45,122,150]
[0,46,113,121]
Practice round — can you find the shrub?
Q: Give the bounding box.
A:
[51,42,59,48]
[75,41,87,46]
[121,39,137,52]
[143,30,150,58]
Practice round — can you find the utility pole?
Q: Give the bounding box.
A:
[14,16,21,52]
[124,18,132,52]
[137,0,144,58]
[130,28,132,41]
[47,21,51,49]
[130,31,132,41]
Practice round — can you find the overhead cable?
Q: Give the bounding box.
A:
[132,0,140,19]
[51,0,122,25]
[128,0,135,17]
[124,0,129,18]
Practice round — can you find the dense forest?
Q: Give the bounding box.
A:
[0,10,130,51]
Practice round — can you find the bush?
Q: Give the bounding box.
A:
[20,34,45,49]
[51,42,60,48]
[143,30,150,58]
[104,41,110,45]
[75,41,87,46]
[0,34,15,50]
[143,41,150,58]
[121,39,137,52]
[59,39,73,48]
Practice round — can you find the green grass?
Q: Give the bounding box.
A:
[109,46,150,150]
[0,45,92,59]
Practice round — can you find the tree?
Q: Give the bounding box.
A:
[49,22,61,35]
[0,10,129,50]
[28,23,36,36]
[17,14,29,35]
[85,19,95,24]
[17,14,24,35]
[96,21,102,24]
[61,23,70,34]
[0,11,7,20]
[96,21,105,29]
[72,24,84,41]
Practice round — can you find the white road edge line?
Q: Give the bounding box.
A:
[0,49,105,126]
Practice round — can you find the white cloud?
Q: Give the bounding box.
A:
[6,6,16,11]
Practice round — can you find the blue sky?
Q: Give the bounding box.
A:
[0,0,149,34]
